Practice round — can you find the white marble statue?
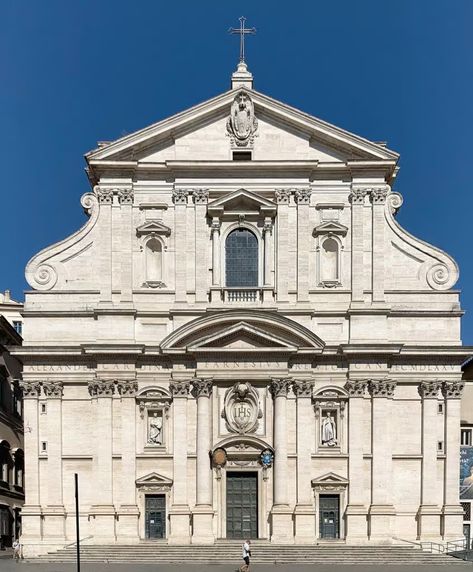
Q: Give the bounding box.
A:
[321,412,337,446]
[148,412,163,445]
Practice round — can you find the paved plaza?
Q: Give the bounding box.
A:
[0,560,472,572]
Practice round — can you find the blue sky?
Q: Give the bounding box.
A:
[2,1,472,342]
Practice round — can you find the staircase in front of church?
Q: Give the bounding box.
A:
[34,541,471,565]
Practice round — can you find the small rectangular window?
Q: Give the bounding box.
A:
[437,441,444,453]
[438,403,444,414]
[40,441,47,453]
[40,403,47,415]
[12,321,22,335]
[462,429,473,446]
[232,151,252,161]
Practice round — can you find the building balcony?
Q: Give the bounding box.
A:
[209,287,274,304]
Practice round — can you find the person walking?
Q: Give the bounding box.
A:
[12,539,21,562]
[239,539,251,572]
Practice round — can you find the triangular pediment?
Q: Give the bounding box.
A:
[313,221,348,236]
[136,221,171,237]
[160,310,325,354]
[86,88,398,171]
[189,321,296,351]
[208,189,276,217]
[311,472,349,487]
[136,472,173,488]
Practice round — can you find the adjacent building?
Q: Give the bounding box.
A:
[14,62,471,556]
[0,295,24,547]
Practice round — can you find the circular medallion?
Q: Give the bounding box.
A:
[260,449,274,467]
[212,447,227,467]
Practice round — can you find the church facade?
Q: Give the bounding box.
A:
[15,63,470,555]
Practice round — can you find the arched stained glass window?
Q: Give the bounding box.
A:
[225,229,258,287]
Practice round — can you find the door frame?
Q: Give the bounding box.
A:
[225,470,259,540]
[138,490,171,540]
[218,467,266,539]
[318,494,340,539]
[144,493,167,540]
[312,474,348,540]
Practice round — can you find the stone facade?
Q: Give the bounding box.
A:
[14,65,470,555]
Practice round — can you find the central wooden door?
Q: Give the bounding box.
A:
[226,472,258,539]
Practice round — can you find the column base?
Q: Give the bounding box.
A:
[270,505,294,544]
[345,504,368,544]
[293,504,315,544]
[42,505,66,542]
[369,504,395,544]
[20,505,43,542]
[116,504,140,542]
[417,505,442,540]
[89,504,116,542]
[169,505,191,544]
[192,505,215,544]
[442,504,464,541]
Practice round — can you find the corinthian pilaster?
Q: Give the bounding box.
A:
[89,380,115,541]
[349,187,367,303]
[169,379,191,543]
[42,381,65,540]
[192,378,214,544]
[293,379,315,542]
[418,380,442,539]
[370,186,389,303]
[344,379,368,542]
[368,379,396,542]
[19,381,42,542]
[270,378,292,542]
[116,380,139,540]
[441,380,465,540]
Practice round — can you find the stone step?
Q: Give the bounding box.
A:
[33,544,470,565]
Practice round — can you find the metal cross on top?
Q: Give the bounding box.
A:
[229,16,256,64]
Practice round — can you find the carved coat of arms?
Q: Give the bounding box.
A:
[222,382,262,434]
[226,90,258,147]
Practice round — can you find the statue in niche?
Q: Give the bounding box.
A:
[148,411,163,445]
[321,411,337,446]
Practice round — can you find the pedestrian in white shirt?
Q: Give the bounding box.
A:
[239,539,251,572]
[12,540,21,562]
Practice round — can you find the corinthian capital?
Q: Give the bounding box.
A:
[370,186,390,205]
[88,380,115,397]
[292,379,313,398]
[192,188,209,204]
[294,188,311,205]
[193,378,213,397]
[349,188,367,205]
[368,379,397,398]
[170,380,191,397]
[418,381,441,399]
[116,380,138,397]
[275,188,291,204]
[42,381,63,398]
[270,378,292,398]
[19,381,42,399]
[117,188,134,205]
[95,187,114,204]
[344,380,367,397]
[172,189,188,205]
[441,381,464,399]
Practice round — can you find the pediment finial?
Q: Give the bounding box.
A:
[229,17,255,89]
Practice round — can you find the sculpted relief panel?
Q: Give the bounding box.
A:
[221,382,263,435]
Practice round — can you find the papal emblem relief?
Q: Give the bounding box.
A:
[222,382,262,434]
[226,90,258,147]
